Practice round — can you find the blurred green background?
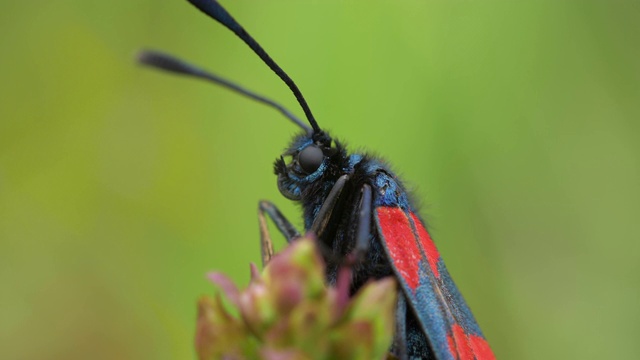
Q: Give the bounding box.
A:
[2,0,639,359]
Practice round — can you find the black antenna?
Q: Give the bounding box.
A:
[138,50,312,133]
[186,0,322,134]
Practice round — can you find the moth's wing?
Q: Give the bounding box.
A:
[375,206,495,360]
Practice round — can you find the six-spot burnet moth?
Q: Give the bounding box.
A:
[138,1,496,359]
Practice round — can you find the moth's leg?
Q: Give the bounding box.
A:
[336,183,373,268]
[353,183,372,261]
[309,174,349,238]
[258,200,301,266]
[393,293,409,360]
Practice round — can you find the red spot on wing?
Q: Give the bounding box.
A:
[469,335,496,360]
[376,207,421,290]
[447,334,456,358]
[447,324,496,360]
[452,324,474,360]
[409,212,440,278]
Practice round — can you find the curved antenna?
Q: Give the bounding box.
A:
[138,50,312,133]
[187,0,321,134]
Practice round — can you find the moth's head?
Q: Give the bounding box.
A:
[137,0,340,201]
[274,131,342,200]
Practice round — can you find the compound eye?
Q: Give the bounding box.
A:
[298,145,324,174]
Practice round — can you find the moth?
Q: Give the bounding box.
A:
[139,1,495,359]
